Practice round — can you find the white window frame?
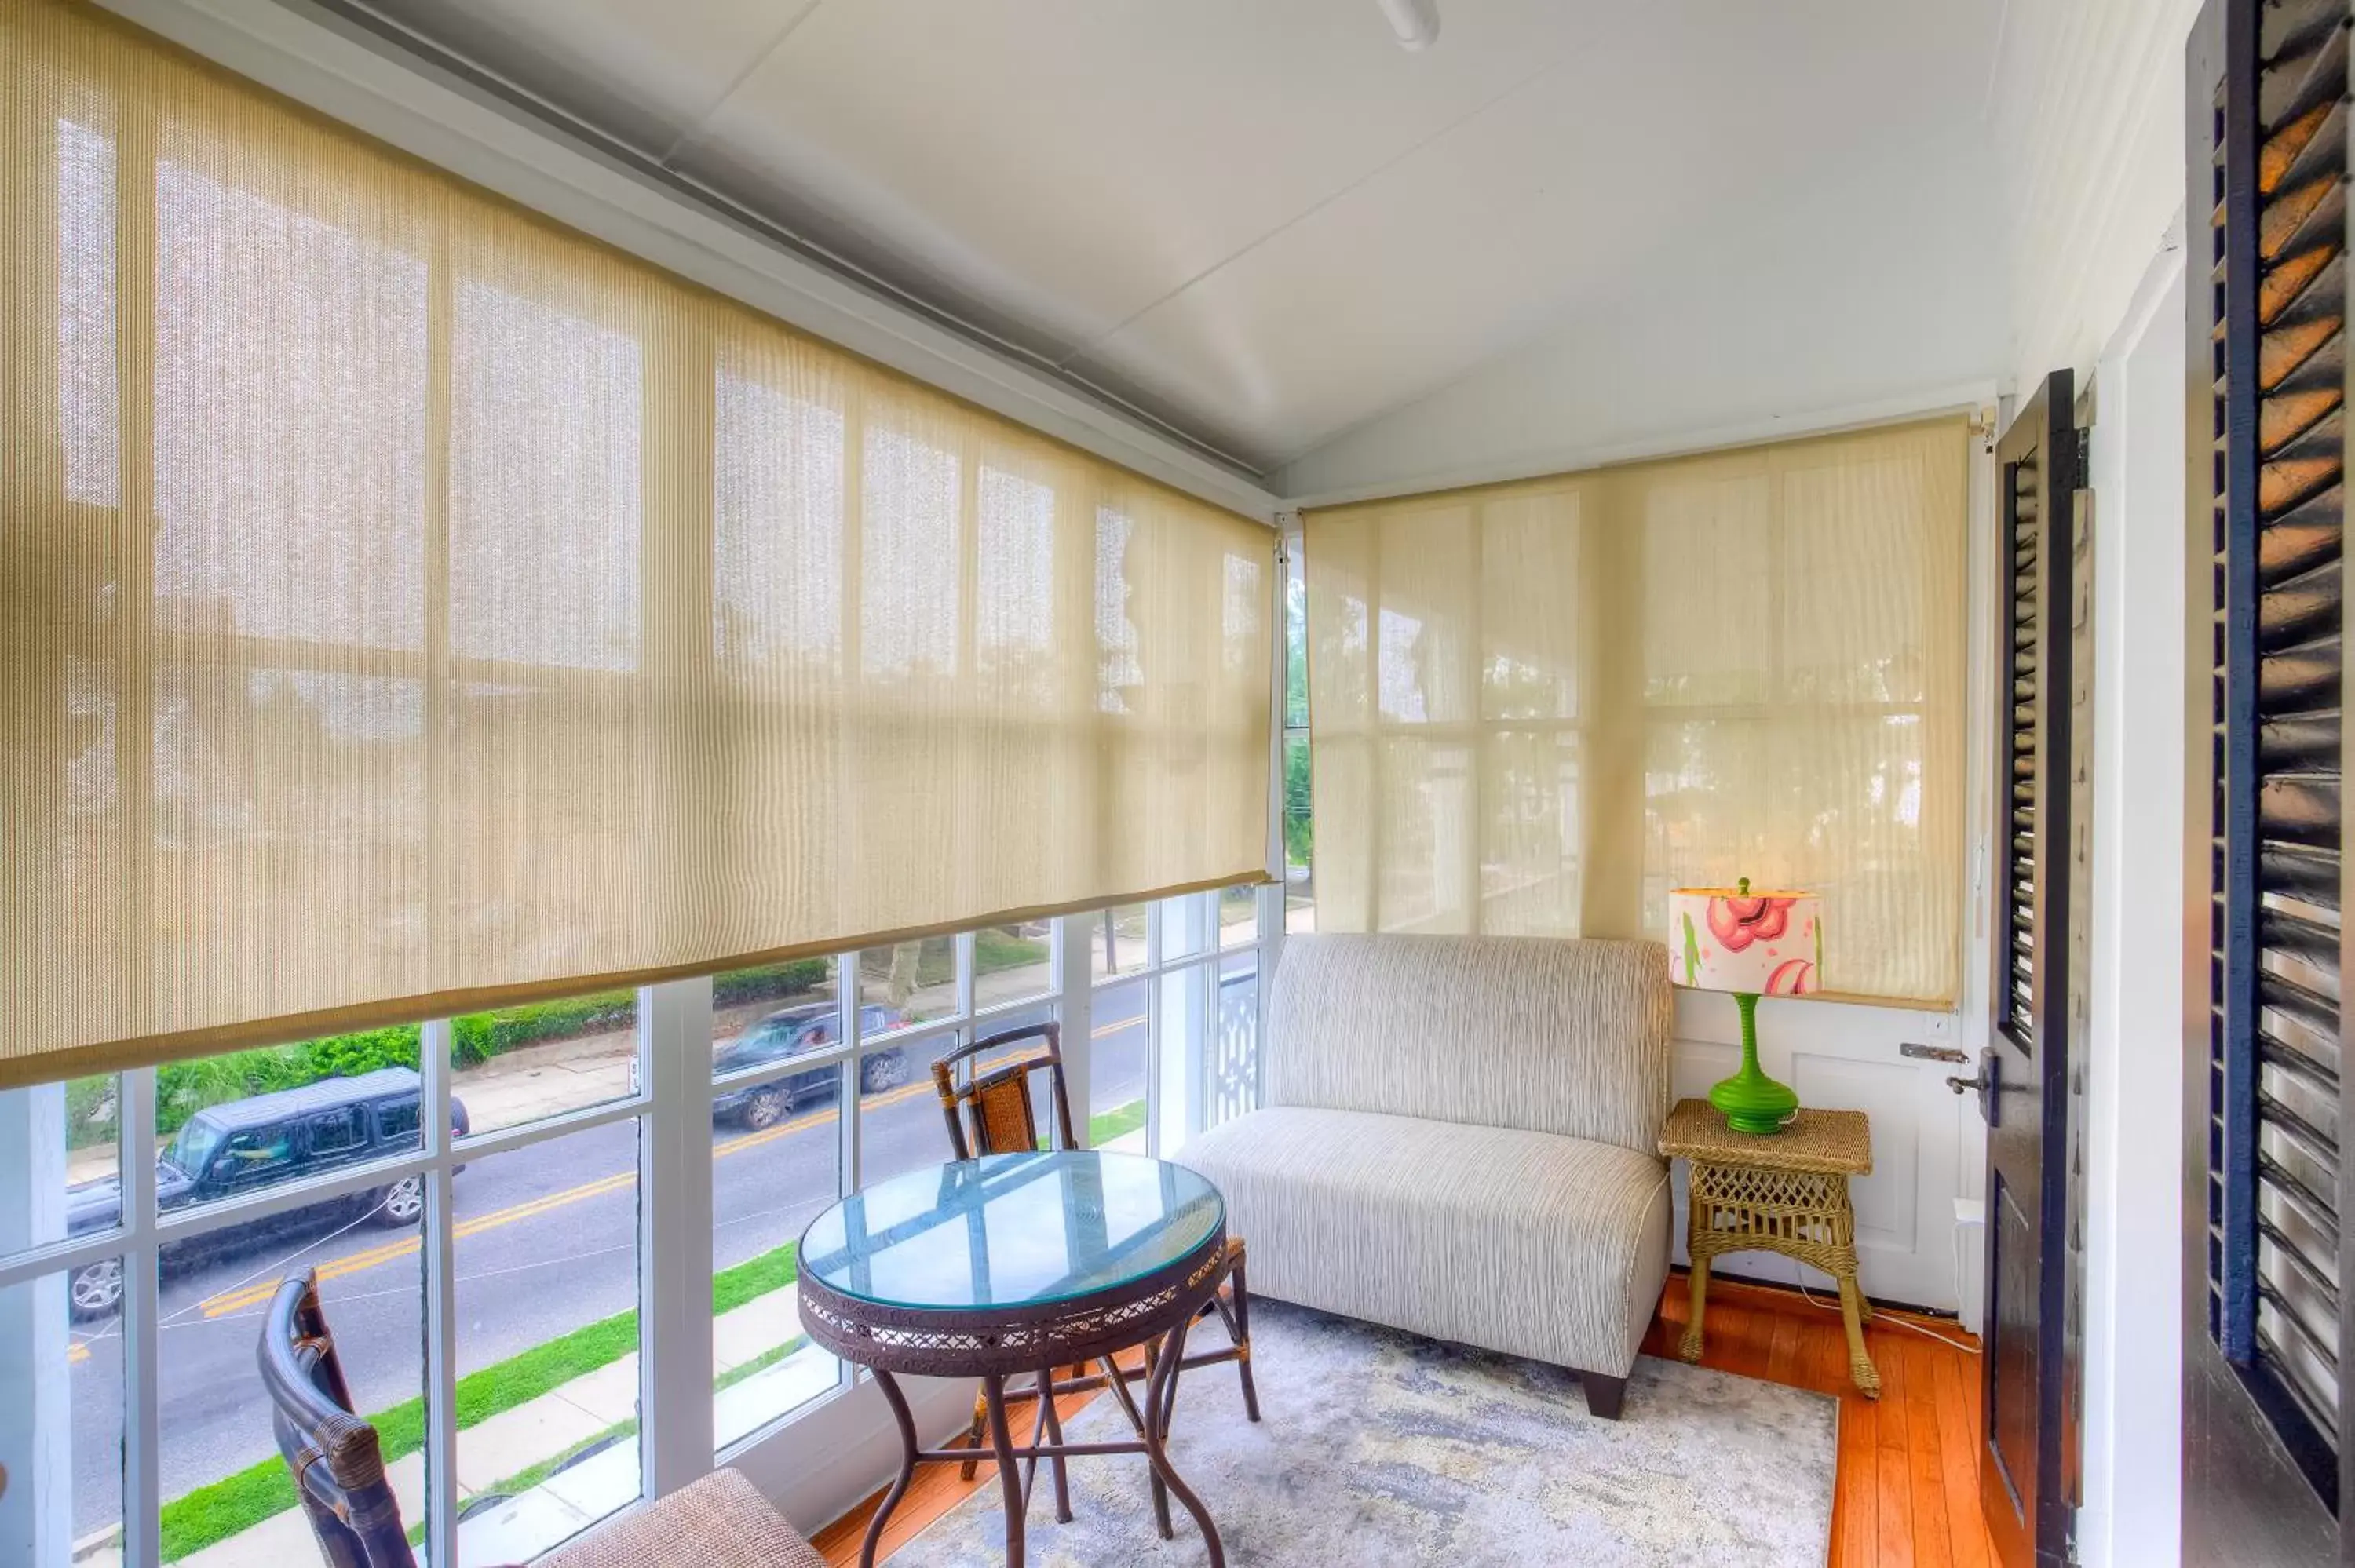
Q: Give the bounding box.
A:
[1,877,1283,1562]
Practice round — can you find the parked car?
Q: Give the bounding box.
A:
[712,1002,911,1129]
[63,1067,469,1321]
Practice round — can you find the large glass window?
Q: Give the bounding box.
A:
[2,909,1279,1563]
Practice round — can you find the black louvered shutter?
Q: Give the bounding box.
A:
[2001,441,2043,1049]
[2200,0,2350,1518]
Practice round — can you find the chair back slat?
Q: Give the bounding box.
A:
[259,1268,417,1568]
[932,1021,1076,1158]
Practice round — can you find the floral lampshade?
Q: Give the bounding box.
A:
[1669,886,1824,997]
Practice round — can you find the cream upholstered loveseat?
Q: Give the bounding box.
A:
[1176,932,1674,1417]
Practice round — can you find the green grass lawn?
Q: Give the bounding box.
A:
[1087,1099,1148,1145]
[159,1242,800,1560]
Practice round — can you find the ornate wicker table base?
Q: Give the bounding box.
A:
[847,1273,1229,1568]
[795,1154,1236,1568]
[1660,1098,1881,1400]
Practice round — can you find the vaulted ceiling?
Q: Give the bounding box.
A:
[346,0,2012,482]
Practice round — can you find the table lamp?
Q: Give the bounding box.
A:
[1669,877,1823,1135]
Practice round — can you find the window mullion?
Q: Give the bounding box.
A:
[836,954,861,1193]
[118,1067,160,1568]
[1056,917,1093,1146]
[419,1019,461,1568]
[641,976,714,1494]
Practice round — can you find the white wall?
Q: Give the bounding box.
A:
[1271,0,2201,511]
[2079,221,2188,1568]
[1269,112,2003,502]
[1990,0,2203,405]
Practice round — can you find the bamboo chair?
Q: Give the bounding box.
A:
[933,1021,1260,1502]
[260,1269,419,1568]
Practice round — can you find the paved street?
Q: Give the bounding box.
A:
[65,979,1151,1542]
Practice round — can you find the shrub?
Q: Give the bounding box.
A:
[712,957,830,1008]
[451,990,634,1064]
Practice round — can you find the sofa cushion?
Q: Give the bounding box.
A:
[1265,935,1671,1157]
[1178,1105,1671,1377]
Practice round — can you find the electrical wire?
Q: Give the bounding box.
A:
[1791,1277,1983,1355]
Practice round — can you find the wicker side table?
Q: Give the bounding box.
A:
[1659,1097,1880,1398]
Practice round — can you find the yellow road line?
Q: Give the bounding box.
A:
[68,1342,90,1366]
[198,1076,942,1318]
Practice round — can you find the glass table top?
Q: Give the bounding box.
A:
[798,1151,1224,1312]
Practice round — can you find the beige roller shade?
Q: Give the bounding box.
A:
[0,0,1272,1088]
[1303,417,1969,1005]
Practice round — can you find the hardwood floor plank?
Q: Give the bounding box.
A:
[1835,1340,1880,1567]
[1871,1312,1911,1458]
[1766,1311,1806,1388]
[1932,1336,1994,1568]
[1900,1336,1956,1568]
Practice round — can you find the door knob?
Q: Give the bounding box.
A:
[1946,1050,1999,1127]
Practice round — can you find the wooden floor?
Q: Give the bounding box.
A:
[812,1274,1995,1566]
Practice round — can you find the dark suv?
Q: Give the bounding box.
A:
[712,1003,911,1129]
[63,1067,470,1320]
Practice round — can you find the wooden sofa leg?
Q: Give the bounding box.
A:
[1581,1371,1628,1420]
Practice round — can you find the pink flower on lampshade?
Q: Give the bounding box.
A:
[1707,893,1797,952]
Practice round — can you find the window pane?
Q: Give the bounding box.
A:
[153,1043,434,1219]
[453,989,639,1138]
[157,1237,423,1564]
[0,1079,117,1262]
[1285,538,1309,729]
[857,1031,962,1189]
[1156,963,1214,1154]
[857,938,956,1030]
[1285,732,1316,933]
[712,959,842,1125]
[714,1060,842,1451]
[1090,905,1148,983]
[1089,979,1148,1154]
[1218,884,1258,950]
[453,1121,641,1563]
[1161,891,1212,961]
[8,1263,122,1567]
[972,921,1055,1011]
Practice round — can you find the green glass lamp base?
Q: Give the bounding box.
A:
[1708,991,1799,1136]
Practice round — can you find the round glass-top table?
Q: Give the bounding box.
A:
[797,1151,1232,1568]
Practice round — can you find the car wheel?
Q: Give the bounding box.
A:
[69,1258,124,1321]
[742,1086,790,1130]
[860,1050,909,1095]
[372,1175,425,1227]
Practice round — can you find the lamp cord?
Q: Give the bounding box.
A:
[1788,1276,1983,1355]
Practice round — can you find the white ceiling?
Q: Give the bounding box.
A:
[349,0,2011,480]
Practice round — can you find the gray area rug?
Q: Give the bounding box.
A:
[888,1301,1836,1566]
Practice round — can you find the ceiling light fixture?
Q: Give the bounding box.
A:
[1375,0,1440,50]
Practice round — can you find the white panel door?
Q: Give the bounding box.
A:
[1668,989,1981,1311]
